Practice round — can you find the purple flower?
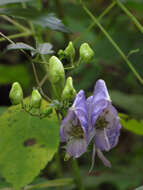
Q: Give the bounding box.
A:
[60,90,89,158]
[87,79,121,171]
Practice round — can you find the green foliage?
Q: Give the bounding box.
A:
[7,42,54,56]
[0,107,7,115]
[110,91,143,118]
[7,42,35,51]
[120,113,143,135]
[135,186,143,190]
[125,0,143,12]
[0,8,70,33]
[0,0,31,6]
[0,99,59,189]
[0,64,31,87]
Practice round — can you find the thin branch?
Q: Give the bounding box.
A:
[74,1,116,44]
[116,0,143,34]
[1,15,30,32]
[0,31,32,42]
[80,1,143,85]
[39,72,49,87]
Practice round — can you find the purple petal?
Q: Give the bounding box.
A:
[73,90,88,133]
[89,143,96,173]
[97,148,111,168]
[105,103,121,148]
[93,79,111,102]
[66,138,87,158]
[60,109,75,142]
[94,129,111,151]
[87,80,111,130]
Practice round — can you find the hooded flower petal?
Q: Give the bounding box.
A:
[60,90,89,158]
[66,138,87,158]
[87,79,121,169]
[87,80,110,130]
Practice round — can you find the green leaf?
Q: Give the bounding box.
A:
[125,0,143,13]
[7,42,54,56]
[0,0,31,6]
[0,8,70,33]
[110,90,143,118]
[7,42,35,51]
[0,99,59,189]
[0,64,31,87]
[36,43,54,55]
[0,107,7,116]
[120,113,143,135]
[135,186,143,190]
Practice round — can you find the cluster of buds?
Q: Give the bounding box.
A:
[9,82,52,118]
[48,42,94,103]
[9,42,94,118]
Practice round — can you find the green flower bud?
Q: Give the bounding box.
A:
[62,77,76,101]
[48,56,65,100]
[31,89,42,109]
[64,41,75,63]
[79,43,94,63]
[9,82,23,105]
[58,49,65,61]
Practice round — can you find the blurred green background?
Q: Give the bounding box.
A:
[0,0,143,189]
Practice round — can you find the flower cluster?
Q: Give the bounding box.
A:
[60,79,121,171]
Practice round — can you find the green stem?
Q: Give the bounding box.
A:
[0,31,32,42]
[72,159,85,190]
[55,153,62,177]
[74,1,116,44]
[1,15,29,32]
[116,0,143,34]
[81,1,143,85]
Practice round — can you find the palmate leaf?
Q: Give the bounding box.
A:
[0,99,59,189]
[120,113,143,135]
[0,8,70,33]
[0,0,31,6]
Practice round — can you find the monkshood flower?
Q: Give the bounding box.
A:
[60,90,89,158]
[87,79,121,172]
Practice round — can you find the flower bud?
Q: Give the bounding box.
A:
[9,82,23,105]
[64,41,75,63]
[31,89,42,109]
[62,77,76,101]
[79,43,94,63]
[48,56,65,99]
[58,49,65,61]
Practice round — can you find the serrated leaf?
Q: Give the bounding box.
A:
[36,43,54,55]
[7,42,35,51]
[0,99,59,189]
[0,8,70,33]
[119,113,143,135]
[0,0,30,6]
